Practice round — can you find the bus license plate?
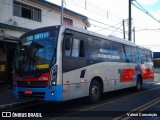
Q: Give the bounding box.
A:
[25,90,32,94]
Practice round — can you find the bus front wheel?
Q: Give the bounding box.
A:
[89,80,101,103]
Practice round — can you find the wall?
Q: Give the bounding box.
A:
[0,0,85,33]
[0,49,6,61]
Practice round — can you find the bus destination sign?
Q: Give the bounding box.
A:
[26,32,50,41]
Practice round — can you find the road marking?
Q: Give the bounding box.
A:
[50,87,160,120]
[6,101,46,111]
[140,99,160,111]
[113,96,160,120]
[79,87,160,111]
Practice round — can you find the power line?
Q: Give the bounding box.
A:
[90,24,124,38]
[91,24,123,34]
[75,0,124,19]
[141,45,160,46]
[94,22,122,32]
[109,24,123,36]
[62,0,125,35]
[88,18,123,31]
[135,28,160,32]
[66,0,123,22]
[131,1,160,23]
[66,0,108,17]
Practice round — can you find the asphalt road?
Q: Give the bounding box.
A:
[3,82,160,120]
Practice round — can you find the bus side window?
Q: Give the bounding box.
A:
[65,38,85,58]
[65,37,72,56]
[71,39,80,57]
[71,39,85,57]
[79,40,85,57]
[141,49,150,63]
[124,45,132,63]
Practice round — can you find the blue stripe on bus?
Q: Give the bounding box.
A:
[13,86,19,98]
[13,85,63,102]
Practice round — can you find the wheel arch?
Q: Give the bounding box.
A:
[89,76,104,93]
[137,74,143,85]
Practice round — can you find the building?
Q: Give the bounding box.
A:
[153,52,160,73]
[153,52,160,68]
[0,0,90,83]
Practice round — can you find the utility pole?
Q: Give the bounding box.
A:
[133,27,135,43]
[85,0,87,10]
[123,19,126,39]
[61,0,64,25]
[128,0,132,41]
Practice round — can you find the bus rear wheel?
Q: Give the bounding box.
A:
[89,80,101,103]
[135,76,142,91]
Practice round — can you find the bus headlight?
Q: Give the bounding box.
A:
[50,66,57,86]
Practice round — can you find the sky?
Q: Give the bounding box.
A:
[47,0,160,52]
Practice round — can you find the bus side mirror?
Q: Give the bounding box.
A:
[65,38,71,50]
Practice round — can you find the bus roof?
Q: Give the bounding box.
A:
[20,25,151,51]
[61,26,151,51]
[61,26,135,46]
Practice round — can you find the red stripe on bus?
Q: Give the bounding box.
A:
[142,69,154,80]
[121,69,136,82]
[121,68,154,82]
[22,73,50,81]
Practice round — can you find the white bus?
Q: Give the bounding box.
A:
[13,25,154,103]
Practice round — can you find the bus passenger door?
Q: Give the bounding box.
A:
[62,31,87,101]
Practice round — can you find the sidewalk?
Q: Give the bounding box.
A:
[154,68,160,74]
[0,83,35,111]
[155,73,160,83]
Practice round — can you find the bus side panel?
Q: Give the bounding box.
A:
[85,62,115,93]
[119,63,137,89]
[140,49,154,83]
[141,63,154,83]
[62,67,88,101]
[86,62,136,93]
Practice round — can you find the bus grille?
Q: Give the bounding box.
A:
[17,81,47,88]
[18,91,45,99]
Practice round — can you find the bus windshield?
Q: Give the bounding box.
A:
[14,30,58,72]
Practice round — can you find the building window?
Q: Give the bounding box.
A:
[21,7,32,19]
[13,1,41,22]
[64,18,73,26]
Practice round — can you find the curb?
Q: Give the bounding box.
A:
[154,73,160,83]
[0,100,36,111]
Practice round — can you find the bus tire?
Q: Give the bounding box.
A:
[89,80,102,103]
[135,76,142,92]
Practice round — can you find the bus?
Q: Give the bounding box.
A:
[13,25,154,103]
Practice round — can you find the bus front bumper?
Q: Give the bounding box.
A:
[13,85,63,102]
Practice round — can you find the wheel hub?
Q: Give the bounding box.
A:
[91,86,99,98]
